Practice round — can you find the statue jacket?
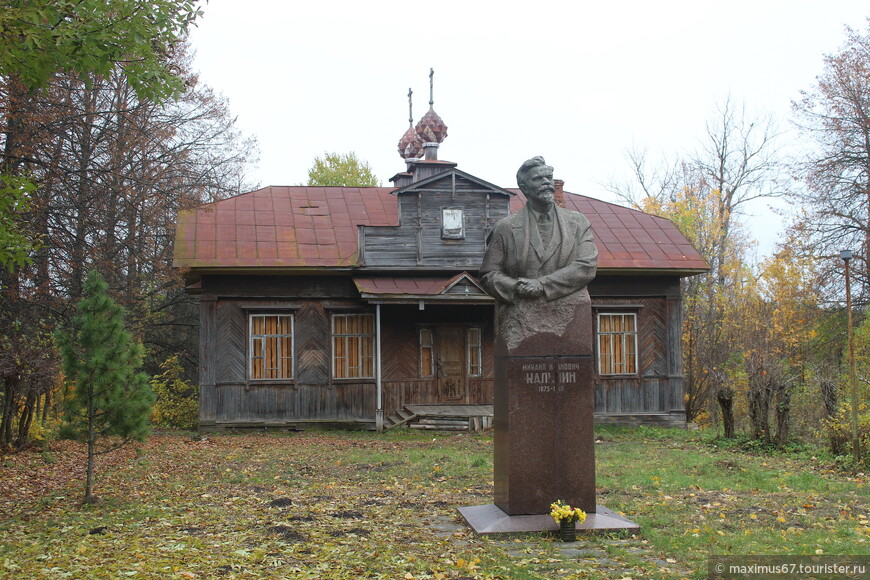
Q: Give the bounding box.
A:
[480,204,598,304]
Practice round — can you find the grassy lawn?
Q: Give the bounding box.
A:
[0,426,867,579]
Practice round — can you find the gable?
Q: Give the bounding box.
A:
[360,169,512,269]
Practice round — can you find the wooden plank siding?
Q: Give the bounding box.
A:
[211,383,376,424]
[381,378,494,418]
[362,175,510,269]
[199,281,498,428]
[589,277,686,422]
[378,304,496,413]
[198,274,686,428]
[199,296,218,424]
[199,276,378,426]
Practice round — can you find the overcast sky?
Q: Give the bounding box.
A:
[187,1,869,256]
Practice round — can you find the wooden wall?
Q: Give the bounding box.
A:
[361,173,510,268]
[198,278,497,428]
[199,276,377,427]
[197,274,686,428]
[378,304,495,413]
[589,275,686,424]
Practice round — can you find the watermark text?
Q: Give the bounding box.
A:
[709,555,868,579]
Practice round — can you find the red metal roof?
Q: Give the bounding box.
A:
[174,186,396,269]
[354,272,487,296]
[174,185,708,273]
[508,189,709,272]
[353,273,491,304]
[354,276,453,296]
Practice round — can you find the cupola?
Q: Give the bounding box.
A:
[391,69,453,187]
[414,68,448,147]
[398,87,423,160]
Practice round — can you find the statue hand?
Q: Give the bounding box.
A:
[516,278,545,298]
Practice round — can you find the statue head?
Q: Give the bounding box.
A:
[516,156,555,211]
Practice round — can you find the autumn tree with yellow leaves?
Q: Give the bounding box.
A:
[740,234,825,444]
[789,21,870,461]
[610,98,783,432]
[635,182,752,429]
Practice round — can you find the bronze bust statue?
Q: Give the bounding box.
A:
[480,156,598,349]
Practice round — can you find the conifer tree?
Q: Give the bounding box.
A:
[57,269,154,503]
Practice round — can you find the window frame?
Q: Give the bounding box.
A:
[419,327,434,378]
[248,313,295,381]
[441,207,465,239]
[596,312,639,376]
[331,313,376,380]
[466,326,483,377]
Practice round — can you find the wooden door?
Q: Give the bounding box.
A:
[436,327,466,402]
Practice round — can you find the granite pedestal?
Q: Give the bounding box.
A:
[458,504,639,535]
[493,293,596,515]
[460,291,640,535]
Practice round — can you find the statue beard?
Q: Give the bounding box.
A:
[537,187,555,205]
[522,183,556,206]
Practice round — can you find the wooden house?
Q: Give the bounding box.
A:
[173,147,708,431]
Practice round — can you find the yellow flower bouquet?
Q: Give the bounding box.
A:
[549,500,587,525]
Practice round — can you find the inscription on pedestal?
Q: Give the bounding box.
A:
[521,359,581,392]
[495,354,595,515]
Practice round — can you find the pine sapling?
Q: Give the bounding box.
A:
[57,269,154,503]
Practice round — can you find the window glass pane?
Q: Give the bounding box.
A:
[362,354,374,377]
[251,335,264,379]
[267,336,277,378]
[348,336,360,373]
[598,334,611,374]
[467,327,482,376]
[334,336,346,379]
[442,208,464,238]
[249,314,294,380]
[625,331,637,373]
[597,313,637,376]
[332,314,375,379]
[420,328,433,377]
[280,335,293,375]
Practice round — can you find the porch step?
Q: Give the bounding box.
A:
[385,405,493,432]
[410,418,470,430]
[384,408,419,431]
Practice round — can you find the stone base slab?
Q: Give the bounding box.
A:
[458,504,640,535]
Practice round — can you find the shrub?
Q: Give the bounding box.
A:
[150,356,199,430]
[823,401,870,466]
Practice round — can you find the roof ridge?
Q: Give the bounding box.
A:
[506,188,676,223]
